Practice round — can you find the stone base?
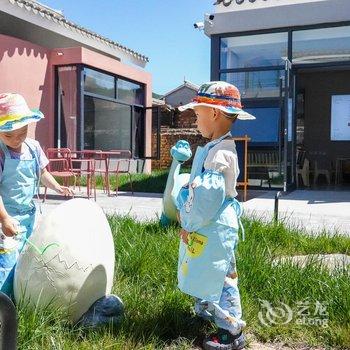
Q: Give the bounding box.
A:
[273,254,350,272]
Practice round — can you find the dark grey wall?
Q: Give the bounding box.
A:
[297,69,350,168]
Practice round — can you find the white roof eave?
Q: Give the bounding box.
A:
[2,0,148,67]
[205,0,350,36]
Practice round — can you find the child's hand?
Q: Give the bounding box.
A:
[55,186,74,197]
[179,228,190,244]
[1,216,18,237]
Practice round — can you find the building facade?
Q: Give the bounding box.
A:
[0,0,155,171]
[205,0,350,190]
[163,81,199,108]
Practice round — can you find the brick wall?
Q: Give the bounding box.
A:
[152,127,206,169]
[174,109,197,129]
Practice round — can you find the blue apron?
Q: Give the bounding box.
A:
[0,140,39,297]
[177,133,244,303]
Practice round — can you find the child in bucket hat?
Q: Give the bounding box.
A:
[0,93,73,298]
[174,81,255,350]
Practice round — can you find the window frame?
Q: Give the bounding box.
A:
[220,31,289,71]
[81,66,146,153]
[214,21,350,82]
[56,64,147,153]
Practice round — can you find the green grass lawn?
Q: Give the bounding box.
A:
[106,170,169,193]
[18,217,350,349]
[75,169,190,194]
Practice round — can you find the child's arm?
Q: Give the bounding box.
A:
[178,170,226,233]
[0,197,17,236]
[40,168,74,196]
[177,148,237,233]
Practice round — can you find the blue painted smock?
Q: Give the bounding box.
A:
[176,133,243,303]
[0,140,39,297]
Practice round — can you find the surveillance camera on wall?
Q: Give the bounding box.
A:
[209,14,215,20]
[193,22,204,30]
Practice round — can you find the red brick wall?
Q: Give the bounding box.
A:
[174,109,197,129]
[152,127,206,169]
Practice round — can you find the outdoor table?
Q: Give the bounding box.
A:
[70,152,97,201]
[70,150,131,197]
[98,151,123,196]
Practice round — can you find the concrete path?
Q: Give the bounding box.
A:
[35,188,163,221]
[243,190,350,236]
[36,188,350,236]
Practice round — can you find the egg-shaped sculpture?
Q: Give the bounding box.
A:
[14,198,115,323]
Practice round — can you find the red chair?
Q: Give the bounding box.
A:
[43,148,76,202]
[103,150,133,196]
[70,150,97,201]
[79,150,109,194]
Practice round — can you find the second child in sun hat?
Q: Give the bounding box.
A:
[173,82,254,349]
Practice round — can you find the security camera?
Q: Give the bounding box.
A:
[209,14,215,20]
[193,22,204,30]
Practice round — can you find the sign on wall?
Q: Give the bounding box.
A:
[214,0,266,5]
[331,95,350,141]
[213,0,316,11]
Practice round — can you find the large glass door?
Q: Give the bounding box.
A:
[132,106,160,160]
[83,96,132,150]
[281,58,297,191]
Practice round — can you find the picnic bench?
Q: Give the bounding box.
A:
[247,150,279,187]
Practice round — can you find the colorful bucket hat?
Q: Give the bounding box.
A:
[178,81,255,120]
[0,93,44,132]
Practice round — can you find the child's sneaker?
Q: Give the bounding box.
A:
[203,329,245,350]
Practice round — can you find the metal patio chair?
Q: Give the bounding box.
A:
[43,148,76,201]
[104,150,134,196]
[296,149,310,187]
[70,150,98,200]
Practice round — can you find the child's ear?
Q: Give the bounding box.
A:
[212,108,219,120]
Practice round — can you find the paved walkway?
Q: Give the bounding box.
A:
[36,189,350,236]
[243,190,350,236]
[35,188,163,221]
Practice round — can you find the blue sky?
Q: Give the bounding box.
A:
[43,0,214,95]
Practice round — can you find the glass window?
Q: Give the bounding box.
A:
[220,32,288,69]
[293,26,350,64]
[231,107,280,143]
[84,68,115,98]
[117,79,144,105]
[84,96,131,150]
[221,70,283,99]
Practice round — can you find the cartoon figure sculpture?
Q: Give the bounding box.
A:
[160,140,192,225]
[14,198,123,326]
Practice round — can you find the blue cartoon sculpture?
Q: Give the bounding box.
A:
[160,140,192,226]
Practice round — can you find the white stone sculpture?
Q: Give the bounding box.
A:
[14,198,120,325]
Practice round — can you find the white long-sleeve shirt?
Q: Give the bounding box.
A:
[204,136,239,198]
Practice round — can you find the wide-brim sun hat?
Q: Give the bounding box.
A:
[178,81,255,120]
[0,93,44,132]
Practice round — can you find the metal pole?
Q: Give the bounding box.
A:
[274,191,282,223]
[0,292,17,350]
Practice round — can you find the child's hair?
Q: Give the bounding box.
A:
[220,110,238,122]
